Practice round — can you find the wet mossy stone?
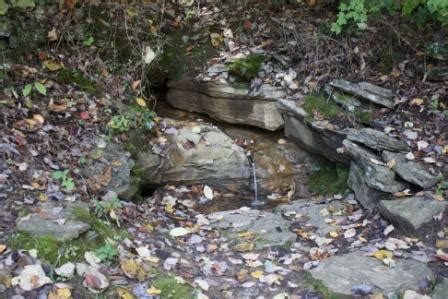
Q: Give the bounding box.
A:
[308,159,349,195]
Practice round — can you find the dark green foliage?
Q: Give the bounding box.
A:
[227,54,267,82]
[308,160,349,195]
[57,69,102,96]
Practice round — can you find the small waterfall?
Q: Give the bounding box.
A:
[249,153,263,208]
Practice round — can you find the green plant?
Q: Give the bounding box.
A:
[22,82,46,97]
[303,94,342,119]
[83,36,95,46]
[308,160,349,195]
[94,194,123,218]
[435,175,447,196]
[94,243,119,264]
[107,99,155,135]
[226,54,267,81]
[52,170,75,192]
[150,275,194,299]
[332,0,448,34]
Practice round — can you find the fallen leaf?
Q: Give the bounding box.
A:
[117,287,135,299]
[83,269,109,293]
[170,227,190,237]
[48,28,58,41]
[146,286,162,295]
[234,242,254,252]
[410,98,424,106]
[203,185,214,200]
[251,270,264,279]
[120,259,146,281]
[210,33,223,47]
[43,60,63,71]
[11,264,52,291]
[383,225,394,236]
[144,46,156,64]
[136,97,146,107]
[0,244,6,253]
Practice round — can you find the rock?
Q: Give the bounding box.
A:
[382,151,438,189]
[324,84,362,112]
[346,128,409,152]
[274,200,348,236]
[308,251,433,296]
[223,127,316,197]
[16,201,90,241]
[433,278,448,299]
[166,79,284,131]
[329,79,395,109]
[208,208,296,249]
[135,118,251,191]
[83,141,137,200]
[348,162,389,210]
[379,196,448,231]
[277,99,350,164]
[343,140,409,193]
[426,66,448,82]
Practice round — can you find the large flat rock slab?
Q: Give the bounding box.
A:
[308,251,433,296]
[135,118,251,191]
[379,196,447,231]
[208,208,296,249]
[167,79,284,131]
[16,202,90,241]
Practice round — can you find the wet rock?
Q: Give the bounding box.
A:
[83,141,137,200]
[433,278,448,299]
[379,196,448,231]
[426,66,448,82]
[348,162,389,210]
[382,151,438,189]
[329,79,395,109]
[135,118,251,191]
[308,251,433,296]
[167,79,285,131]
[346,128,409,152]
[277,99,350,164]
[223,127,316,197]
[16,201,90,241]
[343,140,409,193]
[274,200,348,236]
[208,208,295,249]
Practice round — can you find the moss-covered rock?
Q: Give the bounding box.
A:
[308,159,349,195]
[226,53,267,82]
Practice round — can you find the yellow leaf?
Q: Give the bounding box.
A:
[117,287,135,299]
[126,8,138,17]
[373,250,393,260]
[147,286,162,295]
[210,33,223,47]
[410,98,424,106]
[443,145,448,155]
[43,60,63,71]
[233,242,254,252]
[38,193,48,202]
[0,244,6,254]
[120,259,146,281]
[164,203,174,214]
[33,114,45,124]
[329,231,338,238]
[48,287,71,299]
[144,223,154,231]
[136,97,147,107]
[237,231,256,239]
[250,270,264,279]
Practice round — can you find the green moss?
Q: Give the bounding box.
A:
[303,272,340,299]
[57,69,102,96]
[354,109,373,125]
[308,160,349,195]
[73,207,128,241]
[8,231,103,266]
[226,54,267,82]
[150,275,194,299]
[303,94,342,119]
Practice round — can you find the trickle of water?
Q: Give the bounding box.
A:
[249,153,264,208]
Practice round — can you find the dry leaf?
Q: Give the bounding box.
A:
[147,286,162,295]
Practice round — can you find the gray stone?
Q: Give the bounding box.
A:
[309,251,433,296]
[347,128,409,152]
[379,196,448,230]
[433,278,448,299]
[208,208,295,249]
[348,162,389,210]
[329,79,395,108]
[16,202,90,241]
[324,84,362,112]
[343,140,409,193]
[135,118,251,190]
[382,151,438,189]
[274,200,347,236]
[83,141,137,200]
[166,79,285,131]
[277,99,350,164]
